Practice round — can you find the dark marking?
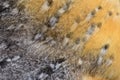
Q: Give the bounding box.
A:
[91,10,96,15]
[97,22,102,28]
[40,66,54,76]
[108,11,113,16]
[75,38,80,44]
[48,0,53,6]
[116,12,120,16]
[0,5,6,13]
[75,17,81,23]
[109,55,114,60]
[66,32,73,38]
[104,44,109,50]
[0,58,8,68]
[52,58,66,64]
[98,6,102,10]
[55,58,66,64]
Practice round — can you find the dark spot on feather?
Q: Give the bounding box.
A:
[75,38,80,44]
[0,58,8,68]
[108,11,113,16]
[97,22,102,28]
[98,6,102,10]
[104,44,109,50]
[48,0,53,6]
[91,10,96,15]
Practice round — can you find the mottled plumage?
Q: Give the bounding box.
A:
[19,0,120,80]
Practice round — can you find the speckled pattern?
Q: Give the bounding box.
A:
[0,0,75,80]
[0,0,120,80]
